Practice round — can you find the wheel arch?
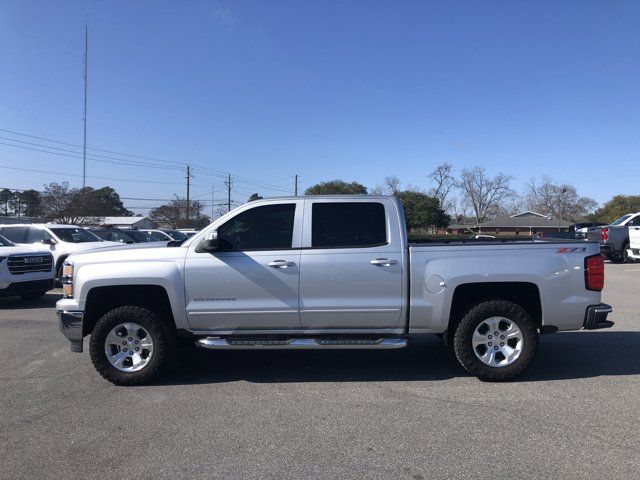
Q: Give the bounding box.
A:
[82,284,176,337]
[447,282,542,341]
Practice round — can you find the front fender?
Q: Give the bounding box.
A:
[74,260,188,330]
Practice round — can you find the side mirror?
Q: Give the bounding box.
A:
[41,238,56,245]
[197,230,219,252]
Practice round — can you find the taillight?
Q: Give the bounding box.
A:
[585,254,605,291]
[601,227,608,241]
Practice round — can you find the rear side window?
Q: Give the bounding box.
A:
[312,202,387,248]
[218,204,296,250]
[1,227,27,243]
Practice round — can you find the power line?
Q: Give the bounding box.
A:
[0,127,296,193]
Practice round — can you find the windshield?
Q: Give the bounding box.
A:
[0,234,14,247]
[50,227,102,243]
[611,214,632,226]
[127,230,157,242]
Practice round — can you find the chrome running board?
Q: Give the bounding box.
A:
[196,337,409,350]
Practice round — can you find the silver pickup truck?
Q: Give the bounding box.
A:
[57,195,613,385]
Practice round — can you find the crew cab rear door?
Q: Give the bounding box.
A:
[298,198,405,330]
[184,200,304,331]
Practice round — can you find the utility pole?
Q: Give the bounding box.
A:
[211,185,215,222]
[227,174,232,212]
[185,165,191,222]
[82,16,88,188]
[294,174,298,196]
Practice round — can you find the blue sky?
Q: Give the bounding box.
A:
[1,0,639,214]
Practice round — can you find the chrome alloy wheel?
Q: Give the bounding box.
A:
[472,316,523,368]
[104,323,154,372]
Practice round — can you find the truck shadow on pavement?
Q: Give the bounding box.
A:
[0,292,61,310]
[158,331,640,385]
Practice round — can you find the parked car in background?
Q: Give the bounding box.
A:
[627,224,640,261]
[88,227,163,244]
[585,213,640,263]
[141,229,188,241]
[0,224,119,281]
[177,229,198,238]
[0,234,54,300]
[57,195,612,385]
[140,229,173,241]
[573,222,606,240]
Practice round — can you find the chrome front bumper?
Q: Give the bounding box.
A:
[57,310,84,352]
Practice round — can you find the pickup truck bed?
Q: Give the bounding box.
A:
[57,195,613,385]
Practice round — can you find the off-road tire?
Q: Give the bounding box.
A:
[89,306,173,385]
[19,290,48,301]
[453,300,539,382]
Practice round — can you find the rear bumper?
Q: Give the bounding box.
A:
[599,243,614,253]
[57,310,84,352]
[0,278,54,297]
[583,303,614,330]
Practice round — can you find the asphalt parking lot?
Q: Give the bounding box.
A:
[1,264,639,479]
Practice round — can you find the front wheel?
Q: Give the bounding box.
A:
[89,306,173,385]
[453,300,539,381]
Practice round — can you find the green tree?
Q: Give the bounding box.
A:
[589,195,640,223]
[0,189,13,216]
[305,180,368,195]
[395,190,450,231]
[20,189,43,218]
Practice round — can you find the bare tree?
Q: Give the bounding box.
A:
[525,176,597,222]
[458,167,515,223]
[428,163,456,211]
[383,175,401,194]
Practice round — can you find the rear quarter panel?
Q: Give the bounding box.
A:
[408,242,602,333]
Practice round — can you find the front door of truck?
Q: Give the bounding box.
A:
[299,199,404,330]
[184,201,303,331]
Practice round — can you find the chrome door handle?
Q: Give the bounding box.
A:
[370,258,398,267]
[268,260,296,268]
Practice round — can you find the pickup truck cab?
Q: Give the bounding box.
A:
[0,224,120,281]
[586,213,640,263]
[57,196,613,385]
[0,234,54,300]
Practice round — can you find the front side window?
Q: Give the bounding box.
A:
[218,204,296,250]
[50,228,101,243]
[311,202,387,248]
[1,227,27,243]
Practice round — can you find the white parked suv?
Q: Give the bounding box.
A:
[0,234,54,300]
[0,224,119,282]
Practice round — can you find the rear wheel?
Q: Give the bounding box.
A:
[453,300,538,381]
[89,306,173,385]
[621,243,634,263]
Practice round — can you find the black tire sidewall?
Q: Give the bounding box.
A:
[453,300,538,381]
[89,306,171,385]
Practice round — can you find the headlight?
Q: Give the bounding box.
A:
[62,262,74,298]
[63,263,74,277]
